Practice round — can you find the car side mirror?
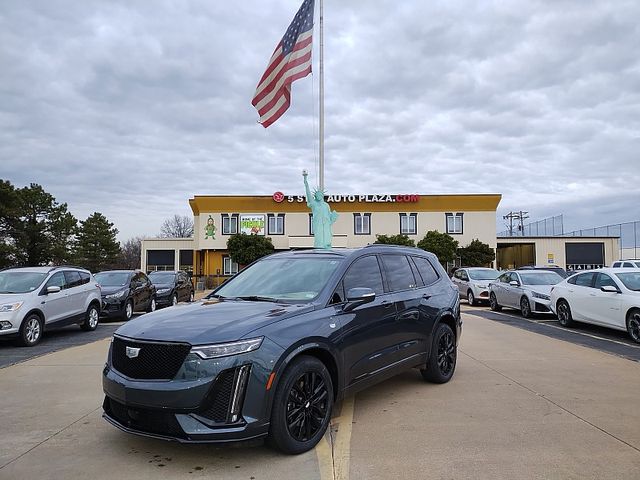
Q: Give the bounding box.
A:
[509,280,520,287]
[47,286,61,294]
[343,287,376,312]
[600,285,620,293]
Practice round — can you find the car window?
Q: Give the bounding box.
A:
[411,256,439,286]
[615,272,640,291]
[64,271,83,289]
[468,269,500,280]
[623,262,633,268]
[460,271,469,281]
[408,259,424,287]
[499,273,511,283]
[612,262,621,268]
[343,255,385,296]
[574,272,595,287]
[509,273,520,284]
[45,272,67,290]
[518,271,563,285]
[380,255,417,292]
[453,270,461,279]
[594,273,617,289]
[330,281,345,304]
[79,272,91,285]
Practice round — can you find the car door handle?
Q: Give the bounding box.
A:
[381,300,393,308]
[422,294,432,300]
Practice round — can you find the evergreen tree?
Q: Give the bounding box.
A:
[417,230,459,264]
[8,183,77,266]
[75,212,121,272]
[458,239,495,266]
[227,233,274,266]
[374,234,416,247]
[0,180,19,268]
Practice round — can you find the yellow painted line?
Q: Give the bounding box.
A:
[315,395,356,480]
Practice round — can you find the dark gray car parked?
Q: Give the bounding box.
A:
[102,246,462,454]
[148,270,195,308]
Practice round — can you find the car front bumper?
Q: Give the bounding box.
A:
[530,296,552,313]
[102,336,284,443]
[0,310,22,337]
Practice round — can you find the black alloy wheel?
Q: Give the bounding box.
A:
[489,292,502,311]
[269,356,333,454]
[556,300,574,327]
[421,322,457,384]
[520,297,532,318]
[627,309,640,344]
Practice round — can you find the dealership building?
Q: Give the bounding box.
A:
[141,192,620,285]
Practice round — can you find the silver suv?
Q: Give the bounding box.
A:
[0,266,102,347]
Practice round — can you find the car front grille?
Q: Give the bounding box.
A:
[104,396,185,439]
[197,368,238,423]
[112,336,191,380]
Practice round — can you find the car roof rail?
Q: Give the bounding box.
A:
[48,265,90,272]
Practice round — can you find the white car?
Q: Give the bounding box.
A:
[489,270,564,318]
[451,267,500,305]
[549,268,640,343]
[611,259,640,268]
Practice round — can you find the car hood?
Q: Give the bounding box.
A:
[100,286,128,296]
[114,299,313,345]
[525,285,554,295]
[0,293,28,304]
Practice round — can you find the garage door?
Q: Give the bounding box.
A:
[565,243,604,271]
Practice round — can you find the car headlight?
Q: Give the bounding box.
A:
[532,292,550,300]
[156,288,171,295]
[190,337,263,359]
[476,284,487,289]
[0,301,23,313]
[105,290,126,300]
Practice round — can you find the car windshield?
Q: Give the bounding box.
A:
[94,272,130,287]
[0,272,48,294]
[212,257,342,301]
[468,269,500,280]
[149,273,175,284]
[615,272,640,291]
[518,271,563,285]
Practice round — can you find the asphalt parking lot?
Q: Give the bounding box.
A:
[1,308,639,480]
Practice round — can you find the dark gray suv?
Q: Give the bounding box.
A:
[102,246,461,454]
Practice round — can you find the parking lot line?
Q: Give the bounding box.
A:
[315,395,355,480]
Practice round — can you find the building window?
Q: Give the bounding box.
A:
[267,214,285,235]
[309,213,314,236]
[223,256,239,275]
[222,214,239,235]
[445,213,463,234]
[400,213,417,235]
[354,213,371,235]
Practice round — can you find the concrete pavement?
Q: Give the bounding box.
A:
[1,312,639,479]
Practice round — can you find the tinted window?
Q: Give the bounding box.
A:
[64,271,82,288]
[45,272,66,290]
[623,262,633,268]
[594,273,617,289]
[330,281,345,304]
[380,255,416,291]
[460,271,469,281]
[612,262,621,268]
[499,273,511,283]
[79,272,90,285]
[343,256,384,296]
[574,272,595,287]
[94,272,130,287]
[412,256,439,286]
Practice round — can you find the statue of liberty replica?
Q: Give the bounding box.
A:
[303,170,338,249]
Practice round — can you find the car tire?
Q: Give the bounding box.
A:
[18,313,43,347]
[556,300,574,327]
[146,296,157,313]
[172,294,178,307]
[80,303,100,331]
[626,309,640,344]
[520,296,533,318]
[122,300,134,321]
[489,292,502,311]
[188,290,195,302]
[421,322,457,384]
[268,355,333,455]
[467,290,477,306]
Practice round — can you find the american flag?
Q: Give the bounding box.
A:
[252,0,315,128]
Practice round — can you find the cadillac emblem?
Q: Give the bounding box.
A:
[125,346,141,359]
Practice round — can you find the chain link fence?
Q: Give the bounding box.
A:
[564,220,640,260]
[498,215,564,237]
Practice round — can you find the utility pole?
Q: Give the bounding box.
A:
[503,211,529,236]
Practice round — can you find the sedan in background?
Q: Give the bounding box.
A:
[148,270,195,308]
[451,267,500,305]
[489,270,564,317]
[550,268,640,343]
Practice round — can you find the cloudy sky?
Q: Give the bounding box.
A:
[1,0,639,241]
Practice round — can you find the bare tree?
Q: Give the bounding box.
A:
[116,236,145,269]
[160,214,194,238]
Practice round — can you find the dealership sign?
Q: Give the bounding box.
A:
[240,214,265,235]
[272,192,419,203]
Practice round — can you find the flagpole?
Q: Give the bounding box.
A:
[318,0,325,191]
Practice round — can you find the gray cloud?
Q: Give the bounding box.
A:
[1,0,639,241]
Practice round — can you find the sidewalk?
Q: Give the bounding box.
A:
[0,313,638,479]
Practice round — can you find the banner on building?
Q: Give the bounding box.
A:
[240,214,266,235]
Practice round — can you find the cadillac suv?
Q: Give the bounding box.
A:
[102,246,461,454]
